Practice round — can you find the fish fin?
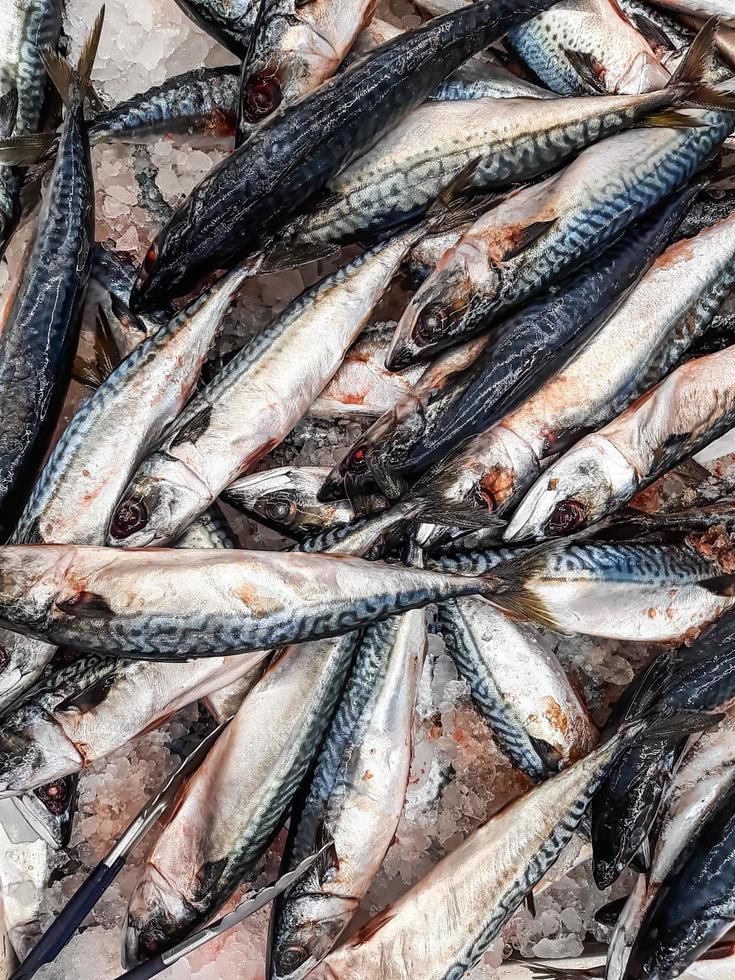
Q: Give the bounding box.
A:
[170,404,213,447]
[699,573,735,596]
[670,457,711,487]
[93,305,122,378]
[480,540,567,632]
[563,48,608,93]
[418,501,506,531]
[503,219,558,260]
[42,6,104,106]
[40,48,74,105]
[630,839,651,875]
[0,88,18,137]
[77,6,105,94]
[0,132,57,166]
[55,672,117,713]
[637,109,708,129]
[72,353,103,389]
[524,890,537,917]
[56,591,115,619]
[594,895,629,926]
[259,236,343,273]
[630,13,678,54]
[634,710,723,743]
[668,17,735,111]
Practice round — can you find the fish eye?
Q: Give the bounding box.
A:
[347,447,369,474]
[110,498,149,539]
[547,498,587,535]
[243,74,282,122]
[138,930,164,958]
[35,779,68,815]
[415,303,446,343]
[140,242,158,281]
[276,943,310,973]
[264,498,296,522]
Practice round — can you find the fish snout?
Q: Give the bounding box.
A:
[123,864,192,967]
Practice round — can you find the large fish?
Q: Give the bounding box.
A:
[0,13,100,540]
[268,609,426,980]
[128,0,572,311]
[387,104,735,368]
[416,202,735,530]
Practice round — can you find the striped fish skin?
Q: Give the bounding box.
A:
[437,598,597,778]
[314,726,642,980]
[506,0,670,96]
[111,227,422,549]
[222,467,356,540]
[419,199,735,528]
[130,0,568,311]
[268,609,426,980]
[172,0,257,56]
[388,114,733,368]
[507,344,735,541]
[0,545,496,657]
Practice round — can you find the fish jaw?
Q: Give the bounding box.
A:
[107,456,212,548]
[0,713,82,797]
[269,891,360,980]
[123,862,197,967]
[504,437,636,541]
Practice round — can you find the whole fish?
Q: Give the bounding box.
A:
[429,540,735,640]
[172,0,257,56]
[0,14,100,540]
[222,467,356,539]
[129,0,573,311]
[286,27,715,251]
[268,609,426,980]
[110,224,424,548]
[436,597,597,778]
[387,105,735,368]
[507,343,735,541]
[313,713,710,980]
[506,0,671,95]
[416,202,735,529]
[655,0,735,29]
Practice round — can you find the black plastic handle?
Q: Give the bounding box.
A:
[114,953,166,980]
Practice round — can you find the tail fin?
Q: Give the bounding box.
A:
[667,16,735,112]
[479,540,566,632]
[41,6,105,106]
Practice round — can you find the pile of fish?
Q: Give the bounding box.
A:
[4,0,735,976]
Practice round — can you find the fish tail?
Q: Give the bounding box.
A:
[41,5,105,107]
[477,540,566,632]
[667,16,735,112]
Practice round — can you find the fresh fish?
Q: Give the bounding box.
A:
[110,224,424,548]
[506,0,671,95]
[0,14,100,540]
[172,0,257,56]
[86,246,163,359]
[287,26,716,251]
[655,0,735,29]
[607,707,735,980]
[429,540,735,640]
[16,773,78,849]
[129,0,571,311]
[222,467,356,540]
[268,609,426,980]
[506,344,735,541]
[387,106,735,368]
[313,713,710,980]
[201,668,262,723]
[0,89,19,260]
[0,544,516,658]
[436,597,597,778]
[417,200,735,530]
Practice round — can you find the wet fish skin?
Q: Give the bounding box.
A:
[172,0,257,56]
[655,0,735,29]
[437,597,597,778]
[129,0,570,311]
[507,343,735,541]
[112,226,422,548]
[222,467,355,540]
[0,89,20,260]
[268,609,426,980]
[388,113,734,368]
[0,545,503,658]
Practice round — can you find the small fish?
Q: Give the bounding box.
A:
[111,225,424,548]
[268,608,427,980]
[0,12,101,539]
[655,0,735,29]
[437,597,597,778]
[313,712,713,980]
[222,467,356,540]
[506,343,735,541]
[387,101,735,367]
[129,0,571,311]
[172,0,257,56]
[417,200,735,531]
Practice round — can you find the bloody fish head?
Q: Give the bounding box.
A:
[241,72,283,124]
[269,890,359,980]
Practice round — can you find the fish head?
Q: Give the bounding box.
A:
[504,437,636,542]
[123,863,196,967]
[228,467,352,537]
[386,241,499,370]
[107,457,210,548]
[16,775,79,849]
[269,891,360,980]
[323,442,382,513]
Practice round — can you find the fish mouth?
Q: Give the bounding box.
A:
[123,864,192,967]
[317,468,347,503]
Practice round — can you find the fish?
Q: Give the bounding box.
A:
[221,467,356,540]
[0,13,101,541]
[171,0,257,56]
[267,608,427,980]
[387,104,735,368]
[506,0,671,96]
[655,0,735,30]
[313,713,713,980]
[0,798,53,960]
[286,23,719,251]
[15,773,78,849]
[129,0,571,311]
[606,706,735,980]
[0,88,19,260]
[110,224,425,548]
[429,539,735,640]
[506,343,735,541]
[416,199,735,530]
[436,597,597,778]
